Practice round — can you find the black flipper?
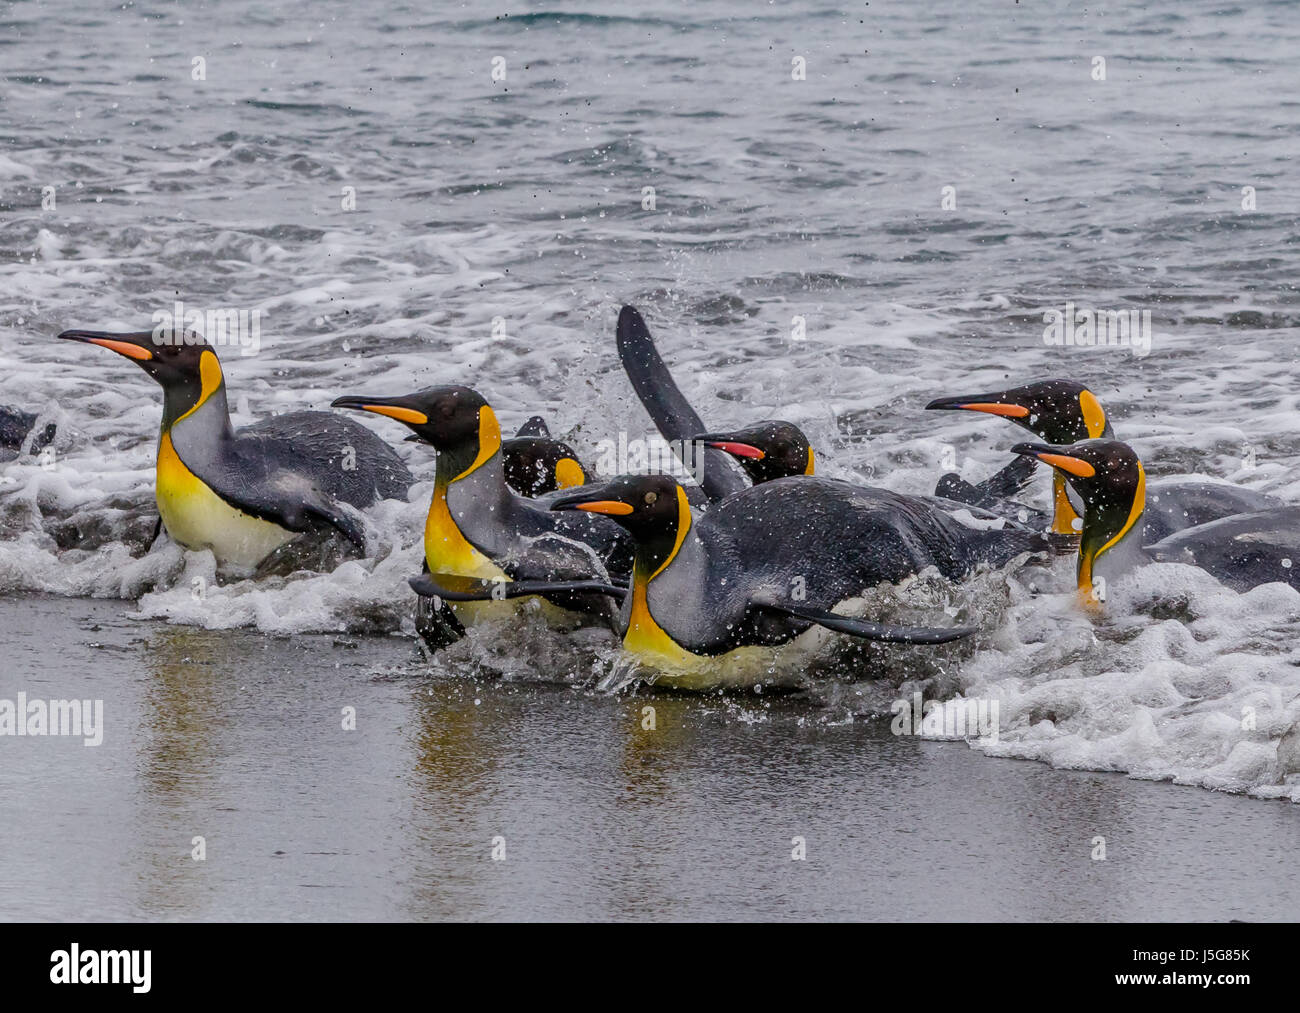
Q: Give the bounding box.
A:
[296,497,367,552]
[409,573,627,603]
[754,600,977,645]
[616,305,747,503]
[935,456,1037,509]
[976,455,1038,500]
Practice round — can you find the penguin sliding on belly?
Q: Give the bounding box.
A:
[59,328,414,573]
[926,379,1282,544]
[420,472,1047,689]
[331,385,633,646]
[1144,504,1300,593]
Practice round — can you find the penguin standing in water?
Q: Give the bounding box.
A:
[421,471,1046,689]
[59,328,414,573]
[331,385,634,645]
[926,379,1282,543]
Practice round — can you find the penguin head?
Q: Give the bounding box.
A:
[59,329,225,424]
[692,421,814,484]
[1010,439,1146,598]
[550,474,688,547]
[332,385,501,476]
[926,379,1112,445]
[501,436,588,497]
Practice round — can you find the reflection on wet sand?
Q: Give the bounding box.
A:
[135,625,235,919]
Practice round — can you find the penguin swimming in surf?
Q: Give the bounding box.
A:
[1011,436,1300,601]
[59,328,414,573]
[927,379,1282,543]
[404,414,590,498]
[693,421,815,485]
[500,416,590,497]
[417,471,1046,688]
[331,385,633,644]
[617,304,1034,516]
[1008,439,1148,605]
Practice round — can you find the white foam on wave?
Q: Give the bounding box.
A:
[942,557,1300,802]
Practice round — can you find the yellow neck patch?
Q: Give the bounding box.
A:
[623,486,699,663]
[1050,472,1081,535]
[1078,461,1145,595]
[1079,389,1107,438]
[804,446,815,475]
[175,349,224,426]
[423,403,507,582]
[554,457,586,489]
[455,405,501,481]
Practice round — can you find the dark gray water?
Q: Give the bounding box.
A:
[3,594,1297,921]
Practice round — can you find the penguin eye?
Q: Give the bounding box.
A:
[644,491,657,505]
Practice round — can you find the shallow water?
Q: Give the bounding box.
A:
[4,594,1299,922]
[2,0,1300,915]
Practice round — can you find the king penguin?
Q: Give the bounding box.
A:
[1008,439,1148,607]
[405,414,590,498]
[331,385,634,645]
[419,471,1047,689]
[59,328,414,572]
[927,379,1282,544]
[1011,437,1300,601]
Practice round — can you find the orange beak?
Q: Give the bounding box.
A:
[58,330,155,361]
[573,500,634,516]
[1035,452,1096,478]
[952,402,1029,418]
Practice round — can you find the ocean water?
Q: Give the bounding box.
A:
[3,0,1300,855]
